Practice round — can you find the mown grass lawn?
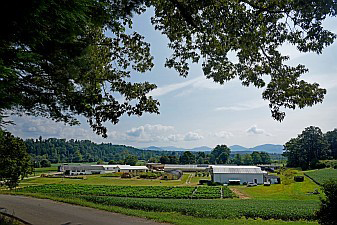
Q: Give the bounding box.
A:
[234,171,322,201]
[28,166,59,177]
[189,173,211,185]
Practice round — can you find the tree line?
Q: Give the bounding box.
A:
[284,126,337,170]
[24,139,272,167]
[25,137,183,165]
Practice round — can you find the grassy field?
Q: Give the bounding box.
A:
[304,168,337,185]
[234,170,322,201]
[30,166,58,176]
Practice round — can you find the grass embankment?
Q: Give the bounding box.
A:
[0,214,23,225]
[304,168,337,185]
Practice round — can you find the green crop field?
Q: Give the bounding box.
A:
[16,184,234,199]
[13,187,319,222]
[304,168,337,185]
[6,169,324,225]
[80,196,318,221]
[20,173,191,186]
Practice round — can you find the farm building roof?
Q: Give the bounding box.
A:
[164,164,208,168]
[116,165,148,170]
[96,165,119,168]
[63,165,105,171]
[210,166,264,174]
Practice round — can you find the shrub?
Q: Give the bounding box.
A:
[312,162,326,170]
[316,180,337,225]
[294,176,304,182]
[40,159,51,168]
[199,180,209,185]
[139,172,161,179]
[121,173,133,178]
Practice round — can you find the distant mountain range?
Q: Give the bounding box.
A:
[143,144,283,154]
[143,146,212,152]
[230,144,284,154]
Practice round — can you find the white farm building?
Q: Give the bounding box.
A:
[115,165,149,173]
[96,165,119,173]
[210,165,266,184]
[61,165,106,176]
[164,164,208,172]
[59,164,149,175]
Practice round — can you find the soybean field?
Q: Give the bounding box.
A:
[80,196,318,221]
[16,184,234,199]
[304,168,337,185]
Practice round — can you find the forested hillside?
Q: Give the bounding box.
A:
[25,137,181,163]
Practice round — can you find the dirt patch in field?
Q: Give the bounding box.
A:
[229,187,250,199]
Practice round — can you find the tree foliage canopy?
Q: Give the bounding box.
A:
[283,126,331,170]
[316,179,337,225]
[1,0,337,136]
[151,0,336,121]
[0,130,33,188]
[0,0,158,137]
[325,129,337,159]
[211,144,231,164]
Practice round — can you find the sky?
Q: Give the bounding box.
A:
[7,9,337,149]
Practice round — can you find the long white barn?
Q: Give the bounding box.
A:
[210,165,265,184]
[59,164,149,175]
[164,164,208,172]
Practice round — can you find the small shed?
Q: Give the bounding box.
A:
[264,174,281,184]
[146,163,165,171]
[210,165,265,184]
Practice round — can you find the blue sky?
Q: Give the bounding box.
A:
[8,9,337,149]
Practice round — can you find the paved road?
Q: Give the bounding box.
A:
[0,195,169,225]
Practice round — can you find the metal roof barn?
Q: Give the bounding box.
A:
[210,166,264,184]
[164,164,208,172]
[211,166,264,174]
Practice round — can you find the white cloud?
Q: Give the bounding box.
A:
[126,124,174,138]
[7,116,104,142]
[303,72,337,90]
[125,124,204,143]
[246,125,271,136]
[214,131,234,139]
[183,131,204,141]
[215,100,268,112]
[167,134,184,142]
[149,75,228,98]
[125,124,176,143]
[148,77,202,97]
